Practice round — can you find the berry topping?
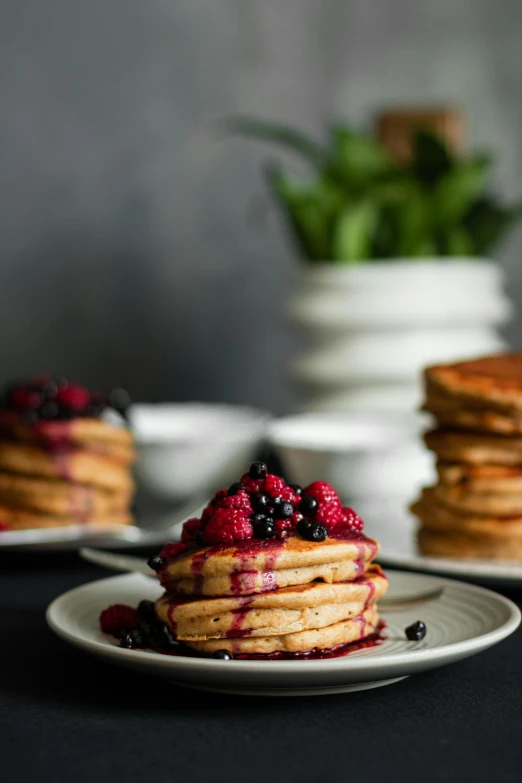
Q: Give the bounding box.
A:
[217,490,253,514]
[251,493,270,513]
[252,517,276,539]
[297,518,314,538]
[181,517,203,543]
[137,600,156,623]
[311,524,328,542]
[227,482,244,496]
[55,383,91,410]
[248,461,268,480]
[289,484,303,495]
[203,508,254,545]
[147,554,167,571]
[273,501,293,520]
[119,628,144,649]
[300,495,318,517]
[342,507,364,532]
[304,481,341,505]
[405,621,427,641]
[263,474,286,497]
[159,542,190,560]
[211,649,233,660]
[99,604,140,636]
[315,503,345,527]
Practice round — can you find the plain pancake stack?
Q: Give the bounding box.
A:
[411,353,522,561]
[155,533,388,656]
[0,388,136,531]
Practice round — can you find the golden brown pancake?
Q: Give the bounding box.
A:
[156,564,388,641]
[423,390,522,435]
[411,488,522,536]
[0,414,134,450]
[183,606,380,655]
[432,481,522,516]
[425,428,522,467]
[0,503,133,530]
[437,462,522,493]
[425,354,522,413]
[159,532,379,597]
[417,527,522,562]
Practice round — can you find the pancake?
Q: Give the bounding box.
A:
[159,532,379,597]
[411,489,522,537]
[0,472,132,516]
[0,412,134,450]
[432,481,522,516]
[425,354,522,414]
[437,462,522,493]
[423,390,522,435]
[156,565,388,641]
[425,429,522,467]
[417,527,522,562]
[0,442,135,490]
[0,504,133,530]
[183,605,380,655]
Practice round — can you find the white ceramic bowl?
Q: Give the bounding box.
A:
[129,403,271,501]
[268,412,433,502]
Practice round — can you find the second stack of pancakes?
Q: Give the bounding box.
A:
[412,353,522,561]
[0,377,136,530]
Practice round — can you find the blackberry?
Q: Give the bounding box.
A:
[405,621,427,641]
[227,482,244,496]
[211,649,233,660]
[300,496,318,517]
[248,461,267,480]
[147,554,166,572]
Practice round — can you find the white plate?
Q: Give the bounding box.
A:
[362,500,522,587]
[46,570,520,696]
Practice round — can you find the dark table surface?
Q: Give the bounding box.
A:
[2,549,522,783]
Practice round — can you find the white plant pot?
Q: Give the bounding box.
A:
[288,259,512,412]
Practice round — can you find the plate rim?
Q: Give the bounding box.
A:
[46,570,521,674]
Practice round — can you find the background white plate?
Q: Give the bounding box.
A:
[46,570,520,696]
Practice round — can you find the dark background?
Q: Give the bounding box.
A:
[1,0,522,413]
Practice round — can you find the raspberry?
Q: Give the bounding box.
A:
[159,542,191,560]
[55,383,91,411]
[99,604,140,636]
[278,486,301,506]
[342,507,364,532]
[304,481,341,506]
[275,517,293,532]
[212,489,228,504]
[201,504,214,523]
[203,508,253,545]
[216,489,252,514]
[263,474,286,497]
[240,473,264,494]
[181,517,203,542]
[0,522,10,531]
[11,388,43,410]
[315,503,344,527]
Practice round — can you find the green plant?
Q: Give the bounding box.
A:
[231,116,522,263]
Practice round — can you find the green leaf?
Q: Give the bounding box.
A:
[463,197,522,255]
[332,201,377,262]
[412,130,453,186]
[392,186,433,256]
[226,116,324,167]
[327,125,393,188]
[443,226,475,255]
[433,156,490,227]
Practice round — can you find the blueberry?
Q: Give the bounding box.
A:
[248,461,267,480]
[39,401,59,420]
[211,649,233,660]
[109,388,131,415]
[85,403,104,418]
[147,554,166,572]
[405,621,427,641]
[138,600,156,622]
[274,502,293,520]
[227,482,244,496]
[300,495,318,517]
[297,518,314,538]
[253,518,276,539]
[251,513,269,524]
[136,622,152,645]
[119,631,135,649]
[22,409,39,424]
[270,496,283,508]
[311,524,328,542]
[289,484,303,496]
[251,493,270,513]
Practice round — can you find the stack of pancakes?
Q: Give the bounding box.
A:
[0,416,136,530]
[155,534,388,656]
[412,353,522,561]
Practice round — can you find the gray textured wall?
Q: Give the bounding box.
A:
[1,0,522,412]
